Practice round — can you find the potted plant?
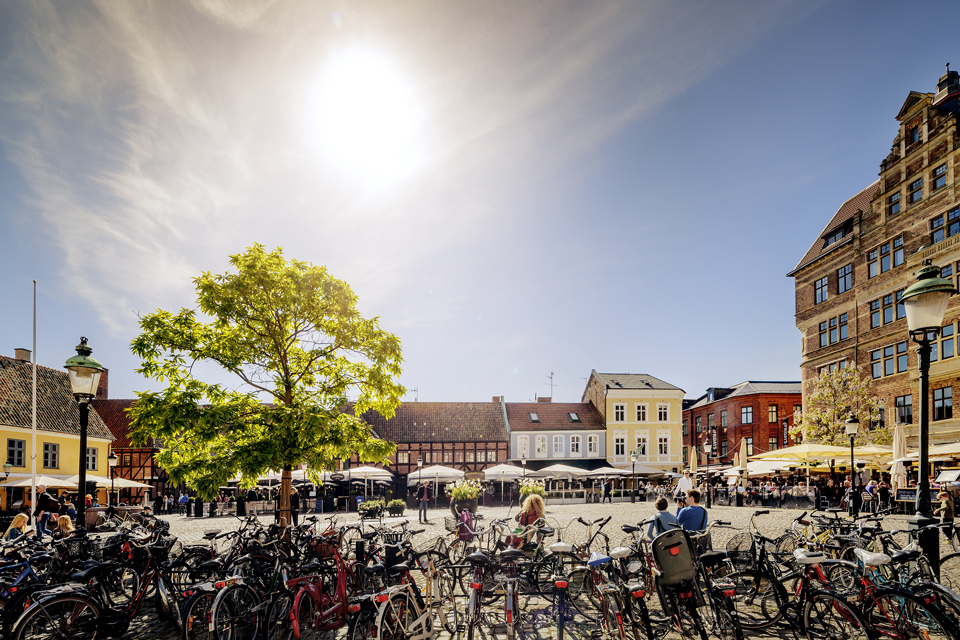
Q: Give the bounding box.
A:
[518,478,547,502]
[448,477,482,517]
[387,499,406,516]
[358,499,385,519]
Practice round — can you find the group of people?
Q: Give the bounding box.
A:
[3,484,79,541]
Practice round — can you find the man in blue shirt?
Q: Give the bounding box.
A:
[676,489,708,532]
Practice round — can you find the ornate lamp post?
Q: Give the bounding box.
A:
[521,454,526,478]
[630,448,640,503]
[703,441,713,508]
[64,337,104,533]
[3,461,10,512]
[107,450,118,516]
[845,415,859,518]
[901,261,956,575]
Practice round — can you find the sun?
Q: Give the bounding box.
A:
[306,48,425,187]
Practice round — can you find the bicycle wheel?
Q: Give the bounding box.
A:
[705,589,744,640]
[339,526,362,559]
[675,590,708,640]
[436,567,459,634]
[725,570,786,630]
[347,602,376,640]
[100,562,140,607]
[155,574,184,629]
[376,591,415,640]
[13,595,101,640]
[213,583,262,640]
[602,591,628,639]
[534,551,578,598]
[566,567,599,621]
[824,560,860,596]
[265,592,294,640]
[293,590,323,640]
[183,591,218,640]
[938,552,960,593]
[913,581,960,629]
[802,591,869,640]
[864,588,950,640]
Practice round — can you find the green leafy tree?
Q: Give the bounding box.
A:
[129,244,404,522]
[791,365,890,446]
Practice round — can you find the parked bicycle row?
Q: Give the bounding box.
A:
[3,502,960,640]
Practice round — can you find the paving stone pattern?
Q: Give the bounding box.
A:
[120,502,930,640]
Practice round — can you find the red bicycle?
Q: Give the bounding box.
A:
[288,535,359,640]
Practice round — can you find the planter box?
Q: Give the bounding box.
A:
[387,506,405,517]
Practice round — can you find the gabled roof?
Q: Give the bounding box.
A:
[787,181,879,276]
[90,398,157,449]
[505,402,604,432]
[0,356,113,440]
[360,402,508,443]
[896,91,930,120]
[687,381,801,410]
[589,371,682,392]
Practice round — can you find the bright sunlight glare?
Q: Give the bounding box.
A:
[306,48,425,188]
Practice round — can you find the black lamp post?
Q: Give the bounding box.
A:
[64,337,104,533]
[521,454,526,478]
[107,451,118,516]
[417,454,423,497]
[845,415,859,518]
[703,441,713,508]
[630,448,639,503]
[2,461,10,512]
[901,261,956,576]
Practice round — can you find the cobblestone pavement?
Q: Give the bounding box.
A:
[117,502,936,640]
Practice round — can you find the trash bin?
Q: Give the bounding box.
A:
[195,499,204,518]
[236,497,246,517]
[209,501,217,517]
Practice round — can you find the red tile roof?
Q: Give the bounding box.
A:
[505,402,604,432]
[0,356,113,440]
[360,402,508,443]
[788,181,879,275]
[90,398,154,449]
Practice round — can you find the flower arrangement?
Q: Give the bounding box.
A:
[448,478,483,501]
[358,499,385,512]
[519,478,546,497]
[387,499,406,508]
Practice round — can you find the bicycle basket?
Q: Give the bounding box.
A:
[312,536,338,559]
[444,517,458,533]
[725,532,755,570]
[650,529,697,587]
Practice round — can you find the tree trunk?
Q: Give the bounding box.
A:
[280,467,291,526]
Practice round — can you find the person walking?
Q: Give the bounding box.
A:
[602,480,612,503]
[290,488,301,527]
[675,470,694,498]
[34,485,55,539]
[417,482,430,523]
[247,487,259,516]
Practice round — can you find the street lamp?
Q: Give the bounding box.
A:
[630,448,640,503]
[64,337,104,533]
[108,451,118,516]
[521,454,526,478]
[2,461,10,512]
[703,442,713,508]
[845,415,859,518]
[901,261,956,574]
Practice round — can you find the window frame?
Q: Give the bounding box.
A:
[613,404,625,422]
[768,405,778,423]
[741,406,753,424]
[553,435,564,456]
[909,177,923,203]
[85,447,98,472]
[42,442,59,469]
[535,435,547,457]
[888,191,901,215]
[636,404,648,422]
[814,276,829,304]
[657,404,669,422]
[933,163,947,191]
[588,435,599,455]
[570,435,581,455]
[934,386,953,421]
[837,263,853,294]
[7,438,25,467]
[895,395,913,425]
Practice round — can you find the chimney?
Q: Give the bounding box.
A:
[14,348,31,362]
[492,396,500,403]
[537,396,552,403]
[96,368,109,400]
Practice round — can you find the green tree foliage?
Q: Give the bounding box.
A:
[790,366,890,446]
[129,244,404,519]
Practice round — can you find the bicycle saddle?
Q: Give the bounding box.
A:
[388,563,409,575]
[587,552,611,567]
[792,549,826,565]
[203,530,222,539]
[364,563,385,575]
[70,560,119,582]
[468,551,489,565]
[549,542,573,553]
[500,548,525,561]
[609,547,632,560]
[698,550,728,568]
[889,549,921,564]
[622,524,639,533]
[537,526,555,536]
[197,559,224,573]
[853,548,891,567]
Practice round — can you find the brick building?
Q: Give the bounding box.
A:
[91,397,171,503]
[788,66,960,447]
[682,382,801,468]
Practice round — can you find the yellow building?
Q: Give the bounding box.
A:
[582,370,685,474]
[1,349,114,510]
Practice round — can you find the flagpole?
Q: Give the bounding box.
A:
[31,280,37,522]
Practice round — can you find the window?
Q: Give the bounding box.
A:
[444,451,452,464]
[43,443,58,469]
[744,437,754,456]
[536,435,547,456]
[695,417,702,433]
[908,125,920,144]
[570,436,581,454]
[613,404,625,422]
[122,453,131,466]
[868,238,904,279]
[769,436,778,452]
[456,451,464,463]
[657,436,669,456]
[683,447,688,464]
[588,435,599,455]
[682,420,688,436]
[7,439,25,467]
[553,435,564,455]
[528,412,540,423]
[398,452,409,464]
[934,387,953,421]
[873,409,885,430]
[871,341,908,378]
[707,414,714,428]
[794,405,802,421]
[934,163,947,191]
[86,447,98,471]
[824,227,847,247]
[888,191,901,215]
[467,451,475,463]
[818,360,847,375]
[635,436,648,456]
[932,208,960,244]
[567,412,581,423]
[819,314,848,346]
[896,395,913,424]
[837,264,852,294]
[658,404,669,421]
[909,177,923,203]
[615,436,626,456]
[636,404,647,422]
[518,436,529,459]
[741,406,753,424]
[720,411,727,428]
[814,276,829,304]
[943,323,955,359]
[870,290,906,328]
[721,440,728,458]
[768,405,778,423]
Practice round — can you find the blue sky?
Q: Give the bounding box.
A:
[1,0,957,405]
